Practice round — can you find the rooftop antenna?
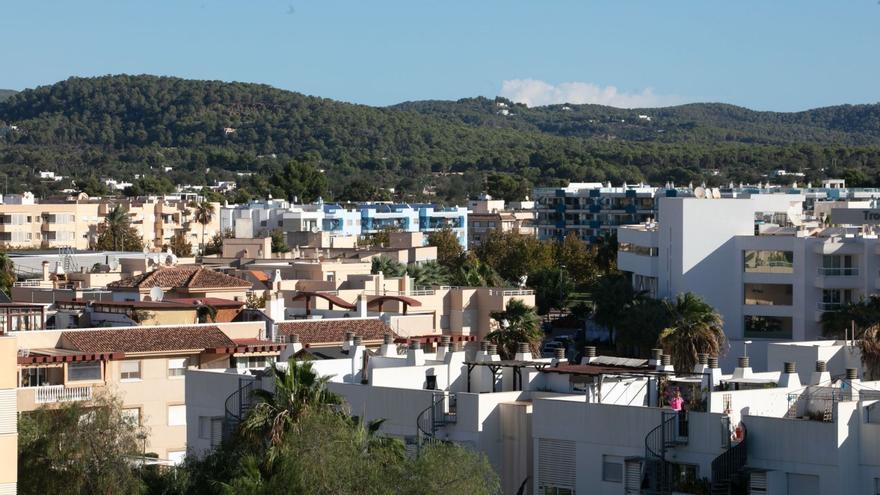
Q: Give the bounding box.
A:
[149,286,165,302]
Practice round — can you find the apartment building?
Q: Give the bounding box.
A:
[467,195,536,249]
[13,321,280,462]
[0,192,219,252]
[616,193,880,370]
[221,199,468,248]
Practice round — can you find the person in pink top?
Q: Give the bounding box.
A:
[670,390,684,411]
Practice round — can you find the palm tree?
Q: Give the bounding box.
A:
[370,255,406,277]
[821,296,880,379]
[104,205,130,251]
[658,292,727,373]
[591,272,643,344]
[188,200,215,256]
[242,358,341,460]
[451,257,503,287]
[0,253,15,295]
[406,261,449,287]
[487,299,542,359]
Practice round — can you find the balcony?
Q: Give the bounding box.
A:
[817,302,846,312]
[817,267,858,277]
[815,267,862,289]
[35,384,93,403]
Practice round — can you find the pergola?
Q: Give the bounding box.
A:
[367,295,423,314]
[289,291,356,316]
[464,360,554,392]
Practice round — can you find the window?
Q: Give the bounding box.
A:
[743,250,794,273]
[619,242,659,256]
[68,361,102,381]
[20,367,50,387]
[602,455,623,482]
[744,315,792,339]
[120,360,141,380]
[232,355,275,370]
[743,283,793,306]
[122,408,141,426]
[820,255,857,276]
[168,358,188,377]
[168,404,186,426]
[821,289,853,311]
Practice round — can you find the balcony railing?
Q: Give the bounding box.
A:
[488,289,535,296]
[817,302,847,311]
[817,267,859,276]
[33,385,93,404]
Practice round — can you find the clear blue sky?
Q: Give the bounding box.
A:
[2,0,878,111]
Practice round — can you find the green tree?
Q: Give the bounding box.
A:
[0,253,16,295]
[487,299,542,359]
[18,393,147,495]
[658,292,727,373]
[485,172,530,202]
[371,256,406,278]
[591,272,640,344]
[555,233,599,287]
[406,261,450,287]
[616,298,671,358]
[821,296,880,379]
[450,255,503,287]
[188,200,215,255]
[529,266,574,315]
[94,205,145,252]
[270,229,289,254]
[477,230,555,284]
[426,228,464,270]
[167,232,193,257]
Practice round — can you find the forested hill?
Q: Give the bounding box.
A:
[393,98,880,145]
[0,90,16,103]
[1,75,880,204]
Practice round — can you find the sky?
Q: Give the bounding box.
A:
[2,1,879,111]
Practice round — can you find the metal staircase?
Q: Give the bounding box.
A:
[643,411,688,494]
[710,423,748,495]
[222,378,256,441]
[416,392,457,454]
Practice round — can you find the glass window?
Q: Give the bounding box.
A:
[167,358,188,377]
[122,408,140,426]
[120,360,141,380]
[619,242,658,257]
[20,367,49,387]
[820,255,858,276]
[744,315,793,339]
[743,250,794,273]
[68,361,102,381]
[743,283,793,306]
[168,404,186,426]
[602,455,623,482]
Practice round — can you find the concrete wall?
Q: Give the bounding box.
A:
[0,337,18,494]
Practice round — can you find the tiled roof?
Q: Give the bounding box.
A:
[107,266,251,290]
[61,325,236,353]
[165,297,246,309]
[276,318,394,345]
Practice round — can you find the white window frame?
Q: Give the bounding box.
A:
[167,404,186,426]
[120,360,142,381]
[167,357,188,378]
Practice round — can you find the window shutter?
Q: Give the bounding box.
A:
[537,438,576,493]
[168,405,186,426]
[624,459,642,495]
[0,389,16,435]
[750,472,768,494]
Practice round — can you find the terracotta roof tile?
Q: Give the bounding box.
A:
[276,319,394,345]
[107,266,251,290]
[61,325,235,353]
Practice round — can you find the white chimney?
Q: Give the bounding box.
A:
[406,340,425,366]
[732,356,753,379]
[357,295,368,318]
[657,354,675,373]
[810,360,831,386]
[514,342,532,361]
[693,353,709,374]
[476,341,490,363]
[379,333,397,357]
[42,261,50,281]
[649,348,662,367]
[436,336,451,361]
[845,368,860,401]
[778,362,801,389]
[342,331,354,352]
[350,335,365,382]
[552,347,567,367]
[580,346,597,365]
[278,334,303,361]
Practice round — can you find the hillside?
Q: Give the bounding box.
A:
[0,90,16,103]
[1,75,880,203]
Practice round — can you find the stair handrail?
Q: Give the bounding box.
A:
[711,422,748,486]
[223,379,256,434]
[645,411,678,459]
[416,391,448,453]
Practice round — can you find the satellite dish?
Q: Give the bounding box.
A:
[694,187,706,199]
[310,226,320,233]
[108,258,119,271]
[711,188,721,199]
[150,287,165,302]
[787,206,804,227]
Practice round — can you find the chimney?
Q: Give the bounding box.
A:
[406,340,425,366]
[342,331,354,352]
[357,294,368,318]
[436,336,451,361]
[42,260,50,282]
[650,348,663,367]
[810,360,831,386]
[380,333,397,357]
[703,356,723,392]
[487,343,500,362]
[514,342,532,361]
[580,346,597,365]
[732,356,752,379]
[693,353,708,374]
[553,347,567,366]
[778,361,801,389]
[351,335,365,382]
[845,368,860,401]
[278,333,303,361]
[657,354,675,373]
[477,341,490,362]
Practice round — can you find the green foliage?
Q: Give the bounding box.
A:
[820,296,880,379]
[449,255,503,287]
[659,292,727,372]
[426,228,464,269]
[370,255,406,277]
[269,229,289,254]
[5,76,880,204]
[476,230,556,284]
[18,393,147,495]
[94,205,145,252]
[616,298,671,357]
[590,272,640,343]
[406,260,450,287]
[167,232,193,257]
[488,299,543,359]
[125,175,176,196]
[529,266,574,315]
[0,253,15,295]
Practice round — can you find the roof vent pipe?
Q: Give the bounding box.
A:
[846,368,860,401]
[515,342,532,361]
[406,339,424,366]
[693,353,709,374]
[582,345,598,365]
[708,357,719,369]
[553,347,566,366]
[379,333,396,357]
[733,356,753,380]
[657,354,674,373]
[779,361,800,389]
[650,348,663,366]
[810,360,831,385]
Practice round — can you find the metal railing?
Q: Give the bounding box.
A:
[33,385,93,404]
[488,289,535,296]
[710,423,748,494]
[817,302,847,311]
[643,411,687,495]
[416,392,457,455]
[222,379,256,441]
[817,267,859,276]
